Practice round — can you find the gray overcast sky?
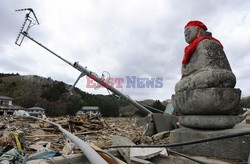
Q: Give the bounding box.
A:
[1,0,250,101]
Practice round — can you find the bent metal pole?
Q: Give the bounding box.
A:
[22,32,152,114]
[28,115,107,164]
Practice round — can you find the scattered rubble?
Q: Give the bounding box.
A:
[0,112,248,163]
[0,113,172,163]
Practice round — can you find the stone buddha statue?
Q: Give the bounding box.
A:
[172,20,245,129]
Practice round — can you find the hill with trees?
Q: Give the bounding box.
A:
[0,73,130,117]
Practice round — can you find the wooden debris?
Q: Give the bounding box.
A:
[74,131,98,135]
[90,143,126,164]
[26,134,61,138]
[0,114,146,162]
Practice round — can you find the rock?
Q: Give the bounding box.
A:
[174,88,241,115]
[169,126,250,161]
[142,123,155,137]
[130,148,165,160]
[179,115,246,129]
[152,113,178,133]
[152,131,170,141]
[136,115,152,127]
[142,136,153,143]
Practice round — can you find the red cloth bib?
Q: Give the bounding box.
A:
[182,36,223,65]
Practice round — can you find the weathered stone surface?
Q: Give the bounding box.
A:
[143,123,156,137]
[179,115,246,129]
[175,69,236,92]
[152,113,178,133]
[130,148,165,160]
[175,39,236,92]
[150,154,229,164]
[173,21,242,130]
[152,131,170,141]
[142,136,153,143]
[169,125,250,161]
[174,88,241,115]
[137,115,152,127]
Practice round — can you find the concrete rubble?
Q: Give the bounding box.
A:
[0,113,171,163]
[0,112,249,163]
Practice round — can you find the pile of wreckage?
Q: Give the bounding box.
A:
[1,111,249,164]
[0,112,174,164]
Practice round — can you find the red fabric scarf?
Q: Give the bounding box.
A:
[182,36,223,65]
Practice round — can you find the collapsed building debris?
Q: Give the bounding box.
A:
[1,111,249,163]
[0,113,152,163]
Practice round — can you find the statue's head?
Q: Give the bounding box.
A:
[184,20,208,43]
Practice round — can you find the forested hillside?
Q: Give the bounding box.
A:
[0,73,129,116]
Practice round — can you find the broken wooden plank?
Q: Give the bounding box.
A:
[74,131,98,135]
[26,134,61,138]
[90,143,126,164]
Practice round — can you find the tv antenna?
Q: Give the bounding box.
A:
[15,8,39,46]
[15,8,152,114]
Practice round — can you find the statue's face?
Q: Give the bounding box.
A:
[184,26,198,43]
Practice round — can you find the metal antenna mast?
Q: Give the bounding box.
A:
[15,8,39,46]
[15,9,152,114]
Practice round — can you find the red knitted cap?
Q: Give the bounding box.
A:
[185,20,207,30]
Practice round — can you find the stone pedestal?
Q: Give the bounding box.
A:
[179,115,246,129]
[173,88,242,129]
[173,88,241,115]
[169,125,250,161]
